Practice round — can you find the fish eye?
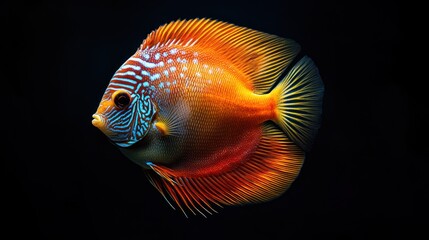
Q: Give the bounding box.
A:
[113,90,131,109]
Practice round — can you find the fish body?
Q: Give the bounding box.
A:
[92,19,324,216]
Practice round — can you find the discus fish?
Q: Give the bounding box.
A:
[92,18,324,217]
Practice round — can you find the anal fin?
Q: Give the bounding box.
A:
[145,123,305,216]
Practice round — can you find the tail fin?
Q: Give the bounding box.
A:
[272,56,324,151]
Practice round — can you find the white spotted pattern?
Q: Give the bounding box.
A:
[107,44,207,99]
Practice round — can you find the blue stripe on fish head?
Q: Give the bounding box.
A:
[93,72,156,148]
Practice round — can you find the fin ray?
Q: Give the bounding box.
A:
[273,56,324,151]
[157,100,190,137]
[145,123,305,216]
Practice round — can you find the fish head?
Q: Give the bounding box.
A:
[92,73,156,148]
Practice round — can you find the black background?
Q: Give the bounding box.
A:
[4,0,424,239]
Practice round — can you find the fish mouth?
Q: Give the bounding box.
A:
[92,114,137,148]
[92,114,104,128]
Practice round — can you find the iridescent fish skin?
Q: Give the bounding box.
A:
[92,19,324,216]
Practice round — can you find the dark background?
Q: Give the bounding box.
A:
[4,0,424,239]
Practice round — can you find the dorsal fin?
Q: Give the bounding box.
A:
[140,18,300,94]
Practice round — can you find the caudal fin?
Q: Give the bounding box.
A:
[272,56,324,151]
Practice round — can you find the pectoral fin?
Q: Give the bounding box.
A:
[154,122,169,136]
[155,101,190,137]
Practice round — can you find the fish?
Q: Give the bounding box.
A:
[92,18,324,217]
